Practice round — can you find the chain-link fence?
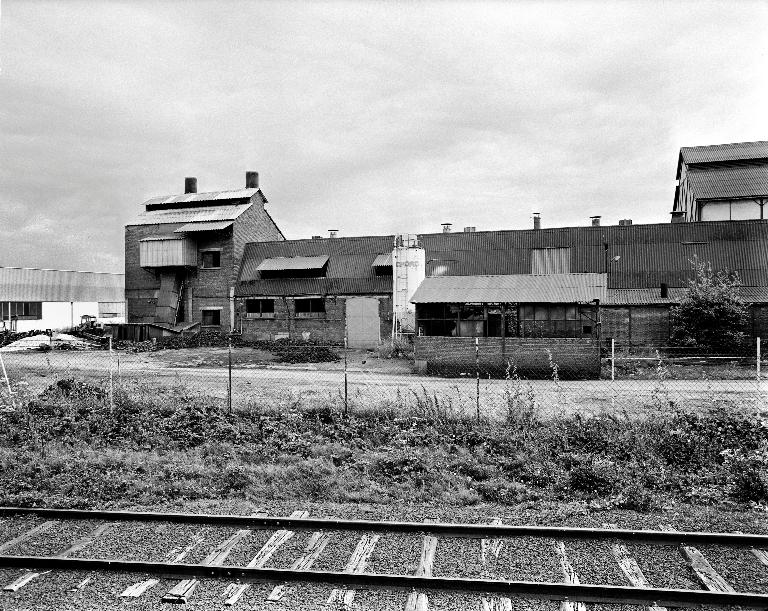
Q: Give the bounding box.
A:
[0,334,765,419]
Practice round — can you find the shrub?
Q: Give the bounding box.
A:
[722,445,768,502]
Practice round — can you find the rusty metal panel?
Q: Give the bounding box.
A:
[0,267,124,302]
[410,273,607,304]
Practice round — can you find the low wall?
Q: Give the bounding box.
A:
[413,336,601,379]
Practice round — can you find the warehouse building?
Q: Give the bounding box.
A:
[673,140,768,222]
[122,171,284,340]
[0,267,125,332]
[235,218,768,373]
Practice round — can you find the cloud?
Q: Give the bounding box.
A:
[0,0,767,271]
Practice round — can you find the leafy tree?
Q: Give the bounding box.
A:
[670,257,748,352]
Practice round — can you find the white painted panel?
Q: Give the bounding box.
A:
[346,297,380,348]
[730,200,762,220]
[700,201,730,221]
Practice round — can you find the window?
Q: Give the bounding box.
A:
[201,250,221,269]
[373,265,393,277]
[245,299,275,318]
[519,303,588,338]
[201,309,221,326]
[295,298,325,316]
[531,248,570,274]
[1,302,42,320]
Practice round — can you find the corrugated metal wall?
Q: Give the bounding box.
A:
[139,238,197,267]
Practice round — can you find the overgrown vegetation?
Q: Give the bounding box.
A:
[0,377,766,511]
[671,257,749,352]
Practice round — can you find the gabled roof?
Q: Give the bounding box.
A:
[0,267,124,302]
[686,166,768,201]
[128,203,252,226]
[677,141,768,178]
[410,273,607,304]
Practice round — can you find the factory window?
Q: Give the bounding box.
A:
[519,303,585,338]
[295,298,325,317]
[1,302,42,320]
[201,309,221,327]
[200,250,221,269]
[245,299,275,318]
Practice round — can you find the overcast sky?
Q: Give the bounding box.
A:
[1,1,767,273]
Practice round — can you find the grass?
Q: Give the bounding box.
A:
[0,378,766,511]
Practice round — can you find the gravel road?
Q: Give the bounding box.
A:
[1,501,767,610]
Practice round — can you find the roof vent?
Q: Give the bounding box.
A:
[590,215,601,227]
[311,235,322,240]
[246,171,259,189]
[463,226,476,233]
[184,177,197,194]
[671,211,685,223]
[328,229,338,238]
[533,212,541,230]
[441,223,452,233]
[618,219,633,226]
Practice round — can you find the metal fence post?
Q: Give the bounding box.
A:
[228,337,233,414]
[344,335,349,415]
[611,338,615,382]
[109,336,114,412]
[0,350,15,410]
[475,337,480,422]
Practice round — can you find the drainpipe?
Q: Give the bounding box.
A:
[229,287,235,332]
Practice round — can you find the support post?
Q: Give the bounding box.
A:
[757,337,761,385]
[228,337,233,414]
[109,336,114,412]
[0,351,15,410]
[611,338,615,382]
[475,337,480,422]
[344,335,349,415]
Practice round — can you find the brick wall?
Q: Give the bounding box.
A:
[413,336,601,379]
[237,294,393,344]
[232,196,284,285]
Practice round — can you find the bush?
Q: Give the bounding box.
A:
[722,445,768,502]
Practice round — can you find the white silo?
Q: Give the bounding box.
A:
[392,233,426,338]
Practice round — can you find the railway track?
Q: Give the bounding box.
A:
[0,507,767,610]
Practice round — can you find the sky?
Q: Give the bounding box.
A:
[1,1,767,274]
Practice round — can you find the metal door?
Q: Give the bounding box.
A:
[346,297,381,348]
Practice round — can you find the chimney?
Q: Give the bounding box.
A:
[328,229,338,238]
[590,215,601,227]
[246,171,259,189]
[619,219,633,226]
[184,177,197,194]
[671,211,685,223]
[533,212,541,230]
[463,226,476,233]
[660,282,669,299]
[441,223,452,233]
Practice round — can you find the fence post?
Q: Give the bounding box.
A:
[108,336,114,412]
[475,337,480,422]
[757,337,761,384]
[0,351,15,410]
[611,338,615,382]
[344,335,349,415]
[228,337,233,414]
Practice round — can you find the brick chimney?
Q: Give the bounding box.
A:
[533,212,541,230]
[184,177,197,194]
[590,215,601,227]
[246,171,259,188]
[671,211,685,223]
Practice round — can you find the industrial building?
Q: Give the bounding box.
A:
[0,267,125,332]
[673,140,768,222]
[122,172,283,340]
[234,219,768,358]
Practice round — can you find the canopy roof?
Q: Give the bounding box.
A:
[255,255,329,272]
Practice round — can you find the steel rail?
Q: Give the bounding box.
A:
[1,507,767,547]
[1,555,767,609]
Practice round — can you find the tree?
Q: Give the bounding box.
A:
[670,257,748,352]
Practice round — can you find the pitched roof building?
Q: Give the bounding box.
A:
[673,141,768,222]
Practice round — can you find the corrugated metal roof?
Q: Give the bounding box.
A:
[686,166,768,200]
[140,235,186,242]
[606,286,768,305]
[410,274,607,304]
[681,141,768,165]
[236,220,768,297]
[256,255,330,272]
[239,277,391,296]
[127,203,252,226]
[173,220,234,233]
[372,253,393,267]
[0,267,124,302]
[139,188,259,208]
